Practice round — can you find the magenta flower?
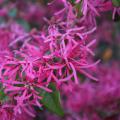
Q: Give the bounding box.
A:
[58,61,120,119]
[0,106,13,120]
[0,0,119,120]
[113,7,120,20]
[0,104,35,120]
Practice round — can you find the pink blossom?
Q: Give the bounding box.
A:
[0,104,34,120]
[0,0,119,120]
[112,7,120,20]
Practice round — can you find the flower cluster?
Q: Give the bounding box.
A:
[45,62,120,120]
[0,0,120,120]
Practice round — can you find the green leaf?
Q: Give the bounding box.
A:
[75,1,83,18]
[71,0,75,3]
[0,90,8,102]
[41,83,64,117]
[112,0,120,7]
[8,8,17,18]
[17,19,30,31]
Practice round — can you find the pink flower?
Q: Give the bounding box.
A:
[0,28,11,50]
[0,104,35,120]
[1,0,118,119]
[62,81,95,112]
[112,7,120,20]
